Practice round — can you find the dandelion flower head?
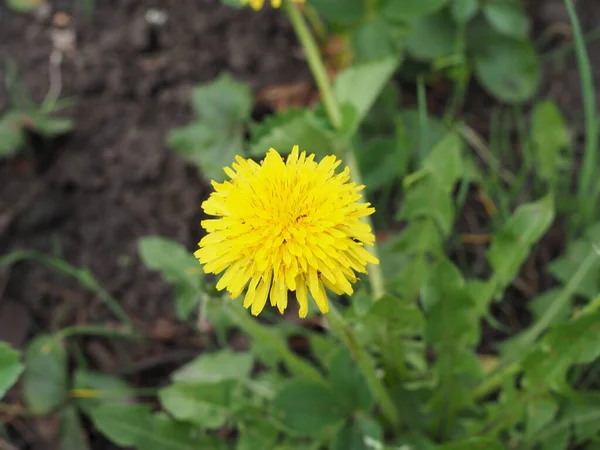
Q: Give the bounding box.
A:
[240,0,304,11]
[195,145,379,318]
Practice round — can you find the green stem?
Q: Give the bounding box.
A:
[565,0,598,221]
[286,2,385,300]
[327,304,399,425]
[57,325,139,341]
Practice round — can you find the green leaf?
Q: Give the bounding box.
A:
[90,404,197,449]
[531,100,569,186]
[0,342,23,400]
[473,36,540,103]
[486,195,555,299]
[356,137,405,192]
[351,19,409,63]
[525,397,558,440]
[191,73,252,129]
[22,334,68,414]
[405,11,457,61]
[6,0,41,12]
[327,349,373,412]
[138,236,203,320]
[236,420,279,450]
[248,109,337,158]
[381,0,448,19]
[31,115,73,137]
[333,57,400,134]
[272,380,347,436]
[438,438,503,450]
[0,112,26,158]
[331,416,383,450]
[158,382,233,429]
[171,350,253,383]
[73,370,135,413]
[363,294,425,338]
[451,0,479,23]
[167,122,244,183]
[168,73,252,182]
[423,132,463,189]
[309,0,363,26]
[59,407,89,450]
[397,109,449,159]
[483,2,530,39]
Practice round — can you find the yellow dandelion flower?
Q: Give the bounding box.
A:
[195,145,379,318]
[240,0,304,11]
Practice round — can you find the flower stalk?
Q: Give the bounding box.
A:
[285,2,385,301]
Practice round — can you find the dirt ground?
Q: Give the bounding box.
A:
[1,0,600,448]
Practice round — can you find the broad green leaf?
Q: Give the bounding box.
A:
[423,132,463,189]
[171,350,253,383]
[248,110,337,158]
[438,438,503,450]
[168,73,252,182]
[0,112,26,158]
[525,397,558,440]
[531,100,569,185]
[136,413,200,450]
[398,109,449,159]
[138,236,202,320]
[272,379,347,436]
[159,382,233,429]
[473,36,540,103]
[59,407,89,450]
[333,57,400,134]
[356,137,405,192]
[405,11,457,61]
[363,294,425,338]
[331,416,383,450]
[528,289,571,325]
[309,0,363,25]
[327,349,372,412]
[22,334,68,414]
[451,0,479,23]
[89,404,154,447]
[73,370,135,413]
[190,73,252,129]
[486,195,554,300]
[236,420,279,450]
[167,122,244,183]
[351,18,409,63]
[382,0,448,19]
[0,342,23,400]
[483,2,530,39]
[398,176,455,236]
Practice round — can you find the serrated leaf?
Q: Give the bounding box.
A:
[0,342,23,400]
[22,334,68,414]
[333,57,400,134]
[138,236,203,320]
[272,380,347,436]
[248,110,337,158]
